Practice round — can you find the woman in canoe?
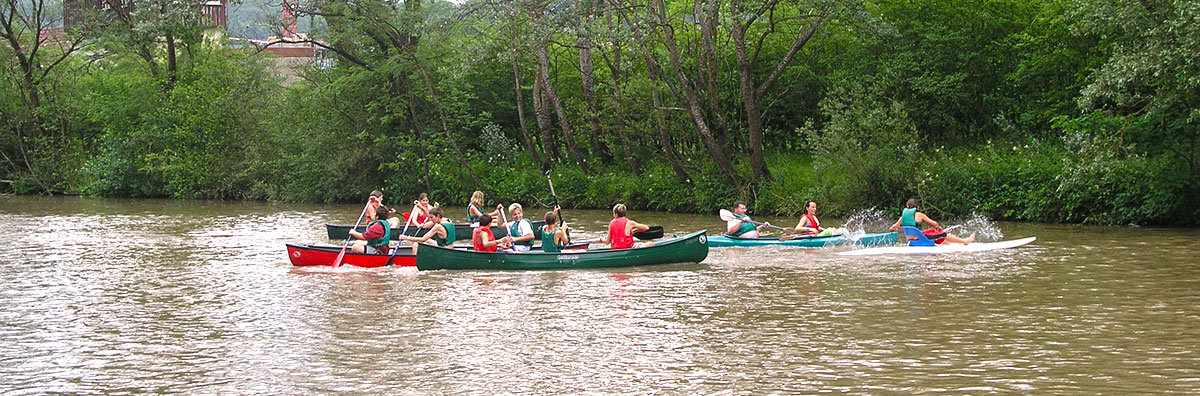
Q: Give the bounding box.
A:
[793,200,843,236]
[504,203,536,252]
[349,205,392,255]
[365,189,384,218]
[473,214,512,252]
[466,191,503,226]
[541,206,570,253]
[410,192,439,227]
[726,201,770,238]
[603,204,653,249]
[889,199,975,245]
[399,206,455,248]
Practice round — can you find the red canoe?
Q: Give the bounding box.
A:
[286,241,592,268]
[287,243,417,267]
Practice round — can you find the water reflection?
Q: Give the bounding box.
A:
[0,196,1198,393]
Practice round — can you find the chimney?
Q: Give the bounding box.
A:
[282,0,298,39]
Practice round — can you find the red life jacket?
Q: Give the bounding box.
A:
[473,226,497,252]
[608,218,634,249]
[797,214,820,235]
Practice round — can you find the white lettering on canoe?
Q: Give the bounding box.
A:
[557,255,579,260]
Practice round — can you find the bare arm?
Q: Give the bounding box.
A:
[889,217,902,231]
[629,220,650,235]
[916,212,940,228]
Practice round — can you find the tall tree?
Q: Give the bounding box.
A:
[729,0,830,182]
[1,0,91,192]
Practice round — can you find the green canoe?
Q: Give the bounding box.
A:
[706,231,897,248]
[325,221,545,241]
[416,230,710,271]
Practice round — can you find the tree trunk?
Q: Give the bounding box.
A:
[579,38,613,165]
[511,29,547,171]
[651,0,741,186]
[730,0,828,183]
[165,31,177,89]
[603,10,640,176]
[537,45,591,173]
[532,57,558,161]
[411,56,489,196]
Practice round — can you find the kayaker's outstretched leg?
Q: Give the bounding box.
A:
[944,233,975,245]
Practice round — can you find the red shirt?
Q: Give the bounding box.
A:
[473,226,497,252]
[362,221,389,255]
[608,218,634,249]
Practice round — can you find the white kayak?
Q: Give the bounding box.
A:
[836,237,1037,256]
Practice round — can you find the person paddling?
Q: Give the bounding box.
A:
[504,203,536,252]
[349,205,392,254]
[366,190,384,218]
[726,201,770,238]
[541,206,570,253]
[889,199,975,245]
[411,193,439,227]
[473,214,511,252]
[466,191,502,226]
[793,200,842,236]
[603,204,653,249]
[399,206,455,249]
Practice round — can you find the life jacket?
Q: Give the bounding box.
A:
[473,226,497,252]
[366,220,391,247]
[730,213,757,237]
[797,214,820,235]
[436,221,455,247]
[466,203,481,223]
[541,225,565,253]
[609,218,635,249]
[509,218,534,247]
[902,207,918,228]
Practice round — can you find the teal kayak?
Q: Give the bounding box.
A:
[707,231,897,248]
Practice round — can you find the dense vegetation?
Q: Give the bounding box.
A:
[2,0,1196,226]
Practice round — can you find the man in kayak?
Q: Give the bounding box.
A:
[350,205,392,254]
[726,201,770,238]
[890,199,975,244]
[603,203,653,249]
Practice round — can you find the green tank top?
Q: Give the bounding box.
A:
[436,221,455,247]
[509,219,533,246]
[731,213,757,237]
[541,225,565,253]
[366,220,391,247]
[466,203,481,223]
[901,208,918,228]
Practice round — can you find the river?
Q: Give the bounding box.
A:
[1,195,1197,394]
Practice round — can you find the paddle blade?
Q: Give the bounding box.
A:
[634,225,664,240]
[332,246,348,267]
[719,209,736,222]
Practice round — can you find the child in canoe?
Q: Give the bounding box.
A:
[603,204,653,249]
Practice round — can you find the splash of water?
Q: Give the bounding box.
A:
[841,207,894,234]
[943,213,1004,241]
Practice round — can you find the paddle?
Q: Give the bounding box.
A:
[333,199,373,268]
[634,225,663,240]
[544,170,570,242]
[384,204,420,266]
[498,204,513,247]
[718,209,790,235]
